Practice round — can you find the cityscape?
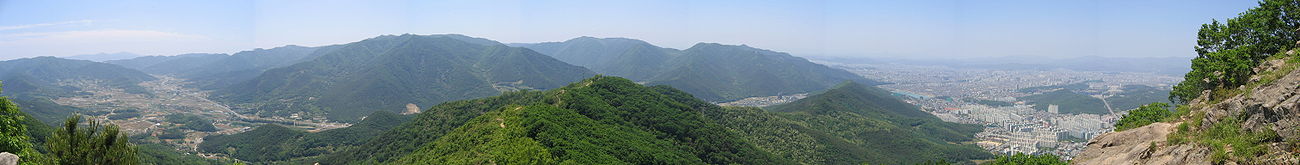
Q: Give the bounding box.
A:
[819,61,1183,159]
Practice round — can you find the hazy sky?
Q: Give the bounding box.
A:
[0,0,1260,60]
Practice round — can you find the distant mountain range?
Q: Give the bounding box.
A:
[12,34,877,124]
[211,34,595,121]
[516,37,875,102]
[811,55,1193,76]
[0,34,1001,164]
[0,57,155,98]
[63,52,143,62]
[106,45,339,89]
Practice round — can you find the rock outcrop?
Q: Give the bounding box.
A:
[0,152,17,165]
[1075,56,1300,164]
[1074,123,1212,164]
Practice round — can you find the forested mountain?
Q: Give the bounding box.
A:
[198,111,413,163]
[517,37,873,102]
[648,43,875,101]
[213,34,595,122]
[515,37,678,80]
[106,45,339,89]
[324,76,787,164]
[716,82,991,164]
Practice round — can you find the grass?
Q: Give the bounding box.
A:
[1165,110,1281,163]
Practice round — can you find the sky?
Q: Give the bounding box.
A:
[0,0,1262,60]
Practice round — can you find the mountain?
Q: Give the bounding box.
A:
[515,37,678,80]
[63,52,142,62]
[325,76,788,164]
[648,43,875,101]
[0,57,156,98]
[198,111,413,163]
[106,45,338,89]
[516,37,874,102]
[213,34,596,122]
[733,82,992,164]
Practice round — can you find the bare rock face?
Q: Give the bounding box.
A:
[1076,57,1300,164]
[0,152,17,165]
[1073,123,1211,165]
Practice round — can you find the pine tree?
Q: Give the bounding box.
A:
[45,115,138,165]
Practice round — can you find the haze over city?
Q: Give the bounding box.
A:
[0,0,1261,60]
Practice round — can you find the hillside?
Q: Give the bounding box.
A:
[515,37,678,80]
[324,76,787,164]
[213,34,595,122]
[743,82,990,164]
[198,111,412,162]
[517,37,873,102]
[107,45,336,89]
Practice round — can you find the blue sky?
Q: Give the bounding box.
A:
[0,0,1261,60]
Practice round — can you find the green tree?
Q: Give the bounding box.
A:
[1114,103,1174,131]
[45,115,138,165]
[984,153,1068,165]
[0,84,44,165]
[1172,0,1300,103]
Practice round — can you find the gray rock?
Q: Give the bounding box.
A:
[0,152,17,165]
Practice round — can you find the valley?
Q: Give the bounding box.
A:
[48,75,349,152]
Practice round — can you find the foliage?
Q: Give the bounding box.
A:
[45,115,139,165]
[156,129,186,140]
[0,85,44,165]
[983,153,1068,165]
[165,114,217,132]
[322,90,549,164]
[1171,0,1300,103]
[14,98,86,126]
[1114,103,1173,131]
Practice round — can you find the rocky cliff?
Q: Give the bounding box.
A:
[1075,53,1300,164]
